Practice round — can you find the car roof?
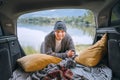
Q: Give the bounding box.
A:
[0,0,118,17]
[0,0,119,35]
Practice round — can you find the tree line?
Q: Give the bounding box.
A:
[18,10,95,27]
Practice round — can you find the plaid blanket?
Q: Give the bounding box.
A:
[28,58,88,80]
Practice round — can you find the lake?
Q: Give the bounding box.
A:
[17,24,93,51]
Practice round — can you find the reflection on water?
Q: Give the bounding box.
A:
[17,24,94,51]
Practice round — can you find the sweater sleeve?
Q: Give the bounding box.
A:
[44,36,53,55]
[66,34,75,52]
[53,51,68,59]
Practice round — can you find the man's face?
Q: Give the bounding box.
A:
[55,30,66,40]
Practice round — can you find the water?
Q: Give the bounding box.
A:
[17,24,93,51]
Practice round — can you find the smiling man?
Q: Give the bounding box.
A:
[41,21,75,59]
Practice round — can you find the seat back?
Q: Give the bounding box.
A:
[108,39,120,78]
[0,48,12,80]
[0,35,25,80]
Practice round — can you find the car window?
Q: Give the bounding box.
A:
[0,25,3,36]
[111,1,120,26]
[17,9,95,55]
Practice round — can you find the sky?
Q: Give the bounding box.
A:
[19,9,88,18]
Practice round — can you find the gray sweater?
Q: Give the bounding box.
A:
[44,31,75,59]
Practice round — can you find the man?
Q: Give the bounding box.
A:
[41,21,75,59]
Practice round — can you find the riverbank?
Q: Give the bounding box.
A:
[23,44,91,55]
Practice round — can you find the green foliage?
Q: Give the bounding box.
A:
[22,46,37,55]
[75,44,91,54]
[18,10,95,27]
[83,10,95,25]
[111,12,117,21]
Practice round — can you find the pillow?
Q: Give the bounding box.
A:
[75,33,107,67]
[17,53,62,72]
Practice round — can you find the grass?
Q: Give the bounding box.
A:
[22,46,37,55]
[75,44,91,55]
[22,44,91,55]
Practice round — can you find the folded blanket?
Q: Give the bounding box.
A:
[71,64,112,80]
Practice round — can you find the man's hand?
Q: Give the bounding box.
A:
[67,50,75,58]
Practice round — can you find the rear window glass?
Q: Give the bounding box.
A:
[111,1,120,26]
[0,25,3,36]
[17,9,95,55]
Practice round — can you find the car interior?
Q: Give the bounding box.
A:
[0,0,120,80]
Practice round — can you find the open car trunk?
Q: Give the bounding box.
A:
[0,25,119,80]
[0,0,120,80]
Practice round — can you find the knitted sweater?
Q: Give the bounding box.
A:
[44,31,75,59]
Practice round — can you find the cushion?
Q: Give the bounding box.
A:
[17,53,62,72]
[75,33,107,67]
